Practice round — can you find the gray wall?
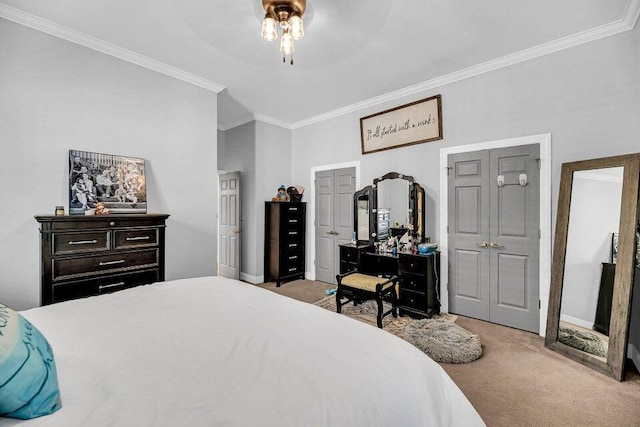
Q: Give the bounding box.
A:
[290,22,639,341]
[0,19,218,310]
[218,121,292,281]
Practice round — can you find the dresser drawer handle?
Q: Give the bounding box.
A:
[289,207,298,211]
[288,255,298,260]
[289,231,298,235]
[68,239,98,245]
[288,219,298,223]
[98,259,125,266]
[288,267,297,272]
[288,243,297,248]
[126,236,150,241]
[98,282,125,291]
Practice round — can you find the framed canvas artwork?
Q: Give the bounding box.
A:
[68,150,147,215]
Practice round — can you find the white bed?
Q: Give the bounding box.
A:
[2,276,484,426]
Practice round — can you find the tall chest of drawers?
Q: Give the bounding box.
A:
[35,214,169,305]
[264,202,306,286]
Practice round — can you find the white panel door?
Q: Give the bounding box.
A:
[219,172,241,280]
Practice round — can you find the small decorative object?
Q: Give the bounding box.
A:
[54,206,65,216]
[84,209,95,216]
[351,231,357,245]
[287,185,304,202]
[272,184,291,202]
[360,95,443,155]
[418,243,438,254]
[611,232,619,264]
[94,202,109,215]
[69,150,146,215]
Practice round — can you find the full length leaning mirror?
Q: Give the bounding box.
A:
[545,153,640,381]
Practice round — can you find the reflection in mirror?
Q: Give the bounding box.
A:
[357,195,369,241]
[377,178,410,239]
[560,167,624,360]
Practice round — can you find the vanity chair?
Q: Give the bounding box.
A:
[335,271,398,328]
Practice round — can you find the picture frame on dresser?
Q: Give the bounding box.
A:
[69,149,147,215]
[35,214,169,305]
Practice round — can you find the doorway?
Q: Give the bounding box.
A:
[314,167,356,284]
[219,171,241,280]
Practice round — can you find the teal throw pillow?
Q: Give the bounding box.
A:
[0,303,62,419]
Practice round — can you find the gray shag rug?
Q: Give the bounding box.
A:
[404,319,482,363]
[558,327,607,357]
[314,296,482,363]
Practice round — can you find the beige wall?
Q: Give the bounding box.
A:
[0,19,218,309]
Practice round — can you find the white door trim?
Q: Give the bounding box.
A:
[308,161,360,280]
[439,133,552,336]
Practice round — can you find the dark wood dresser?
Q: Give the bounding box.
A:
[35,214,169,305]
[339,243,373,274]
[264,202,306,286]
[339,244,441,318]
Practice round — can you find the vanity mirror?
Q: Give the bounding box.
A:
[354,186,374,244]
[352,172,426,245]
[546,154,640,381]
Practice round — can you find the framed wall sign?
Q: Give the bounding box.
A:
[360,95,442,155]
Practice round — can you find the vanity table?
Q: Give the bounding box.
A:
[340,171,439,318]
[338,246,440,318]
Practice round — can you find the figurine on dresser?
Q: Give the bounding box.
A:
[272,184,290,202]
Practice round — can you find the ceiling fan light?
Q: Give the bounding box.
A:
[261,16,277,41]
[289,15,304,40]
[280,31,295,55]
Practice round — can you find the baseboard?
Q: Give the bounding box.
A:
[559,314,593,330]
[628,343,640,372]
[239,273,263,284]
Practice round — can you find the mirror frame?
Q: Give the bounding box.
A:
[354,185,375,245]
[545,153,640,381]
[372,172,425,243]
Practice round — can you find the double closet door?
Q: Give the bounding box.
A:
[315,167,356,284]
[448,144,540,333]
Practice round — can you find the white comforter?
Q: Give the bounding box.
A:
[3,276,484,426]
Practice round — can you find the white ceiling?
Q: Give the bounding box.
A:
[1,0,637,130]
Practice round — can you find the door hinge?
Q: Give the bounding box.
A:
[313,259,316,266]
[534,158,541,170]
[447,225,449,233]
[445,166,452,176]
[539,300,541,309]
[538,229,541,239]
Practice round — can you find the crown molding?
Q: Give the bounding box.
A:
[291,0,640,130]
[253,114,292,130]
[0,3,225,93]
[218,113,292,132]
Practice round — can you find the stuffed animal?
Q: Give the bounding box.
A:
[95,202,110,215]
[272,184,291,202]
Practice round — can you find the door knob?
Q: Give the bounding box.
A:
[489,241,504,248]
[476,241,489,248]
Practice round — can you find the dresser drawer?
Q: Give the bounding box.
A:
[114,228,159,249]
[400,276,426,292]
[53,249,159,281]
[52,269,160,303]
[283,215,303,229]
[53,231,110,255]
[399,288,427,310]
[399,257,428,276]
